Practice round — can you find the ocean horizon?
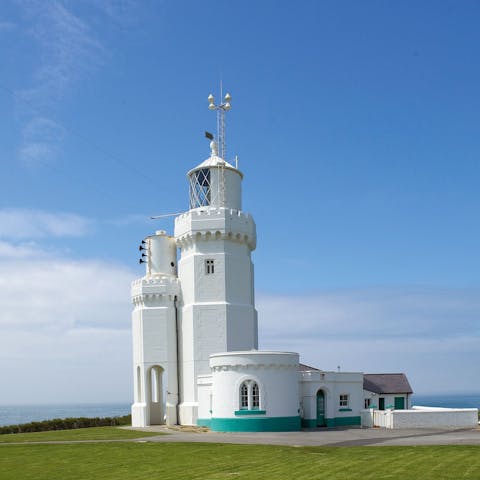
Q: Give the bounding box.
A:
[0,403,131,427]
[0,394,478,427]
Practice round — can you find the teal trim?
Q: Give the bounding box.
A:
[301,418,317,428]
[338,408,352,412]
[326,416,361,427]
[235,410,266,416]
[197,418,211,428]
[210,416,301,432]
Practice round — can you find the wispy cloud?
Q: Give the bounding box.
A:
[0,250,132,332]
[0,20,16,31]
[14,1,107,166]
[18,1,106,105]
[0,208,93,239]
[258,287,480,342]
[257,288,480,393]
[0,218,134,403]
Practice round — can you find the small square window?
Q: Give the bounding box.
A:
[339,394,349,407]
[205,259,215,275]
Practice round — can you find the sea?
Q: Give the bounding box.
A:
[0,394,479,427]
[0,403,130,427]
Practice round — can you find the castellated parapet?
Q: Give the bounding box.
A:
[131,276,180,308]
[175,207,256,250]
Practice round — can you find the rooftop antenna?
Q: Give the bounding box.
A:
[207,89,231,161]
[207,88,231,207]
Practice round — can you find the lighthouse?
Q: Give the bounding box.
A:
[130,92,423,432]
[131,92,258,427]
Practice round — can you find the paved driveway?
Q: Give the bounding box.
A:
[129,426,480,447]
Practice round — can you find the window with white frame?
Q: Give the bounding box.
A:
[252,382,259,408]
[205,259,215,274]
[189,168,211,208]
[364,398,371,409]
[240,382,249,409]
[339,394,349,407]
[239,380,260,410]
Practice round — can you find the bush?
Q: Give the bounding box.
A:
[0,414,131,435]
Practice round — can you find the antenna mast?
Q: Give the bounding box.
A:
[207,90,231,207]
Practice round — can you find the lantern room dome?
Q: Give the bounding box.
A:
[187,155,243,178]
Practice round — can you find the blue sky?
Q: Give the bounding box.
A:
[0,1,479,403]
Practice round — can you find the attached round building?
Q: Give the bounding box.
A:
[197,351,301,432]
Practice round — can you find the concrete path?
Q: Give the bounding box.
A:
[127,425,480,447]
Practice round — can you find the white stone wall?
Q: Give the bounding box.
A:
[175,207,258,425]
[131,275,180,427]
[372,407,479,429]
[208,351,299,419]
[197,375,213,420]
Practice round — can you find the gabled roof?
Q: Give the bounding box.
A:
[298,363,322,372]
[363,373,413,394]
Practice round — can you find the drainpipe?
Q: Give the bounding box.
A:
[175,297,181,425]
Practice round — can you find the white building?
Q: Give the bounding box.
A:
[130,94,477,431]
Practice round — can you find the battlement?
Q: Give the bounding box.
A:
[131,275,180,304]
[174,207,256,250]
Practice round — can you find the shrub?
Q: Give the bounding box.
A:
[0,414,131,435]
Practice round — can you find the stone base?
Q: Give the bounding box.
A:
[131,402,148,427]
[178,401,198,426]
[165,404,178,426]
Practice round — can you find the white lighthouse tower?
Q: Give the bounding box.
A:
[131,92,258,426]
[131,231,180,427]
[175,92,258,425]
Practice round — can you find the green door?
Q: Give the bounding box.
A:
[316,391,325,426]
[394,397,405,410]
[379,397,385,410]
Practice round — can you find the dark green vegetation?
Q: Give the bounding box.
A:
[1,441,479,480]
[0,426,160,443]
[0,414,131,434]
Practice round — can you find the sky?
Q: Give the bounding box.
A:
[0,0,479,404]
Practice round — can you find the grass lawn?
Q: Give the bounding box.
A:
[0,427,161,443]
[1,442,479,479]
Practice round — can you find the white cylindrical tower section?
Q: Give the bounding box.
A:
[188,160,242,210]
[147,230,177,277]
[206,351,301,431]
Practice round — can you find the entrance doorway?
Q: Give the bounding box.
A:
[316,390,326,427]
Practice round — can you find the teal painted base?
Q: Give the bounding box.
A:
[235,410,266,416]
[210,416,301,432]
[199,416,359,431]
[197,418,211,428]
[326,416,361,427]
[301,418,317,428]
[301,417,361,428]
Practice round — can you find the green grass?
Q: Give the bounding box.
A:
[0,442,479,479]
[0,426,161,443]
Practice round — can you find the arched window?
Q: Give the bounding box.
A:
[239,380,260,410]
[252,382,259,408]
[240,383,249,409]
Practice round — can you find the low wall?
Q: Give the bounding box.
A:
[370,406,478,429]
